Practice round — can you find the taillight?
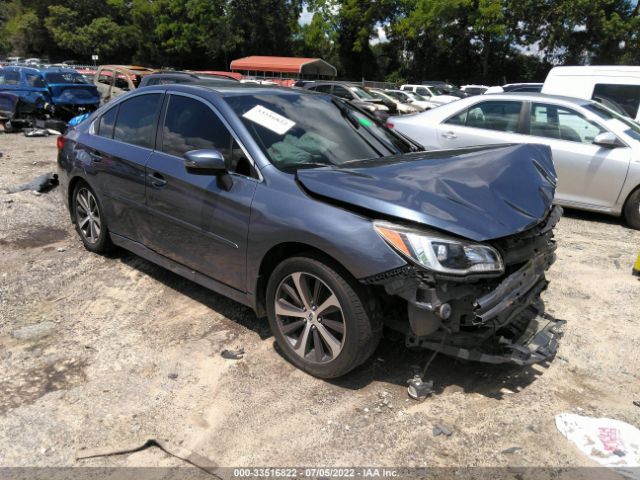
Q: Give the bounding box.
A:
[57,136,65,150]
[386,122,394,129]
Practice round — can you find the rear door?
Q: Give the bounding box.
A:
[436,99,527,149]
[526,102,631,208]
[144,93,258,291]
[77,92,163,241]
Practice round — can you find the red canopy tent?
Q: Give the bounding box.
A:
[230,56,337,78]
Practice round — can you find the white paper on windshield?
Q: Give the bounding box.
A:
[243,105,295,135]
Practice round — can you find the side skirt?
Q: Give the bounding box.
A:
[110,232,255,310]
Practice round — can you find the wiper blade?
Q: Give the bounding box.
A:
[331,97,361,130]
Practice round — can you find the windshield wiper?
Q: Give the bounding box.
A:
[331,97,361,130]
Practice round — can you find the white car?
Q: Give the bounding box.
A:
[400,84,459,106]
[369,88,422,113]
[385,90,433,110]
[388,92,640,229]
[460,84,489,95]
[542,66,640,121]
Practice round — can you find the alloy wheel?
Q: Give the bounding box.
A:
[274,272,346,364]
[75,187,101,244]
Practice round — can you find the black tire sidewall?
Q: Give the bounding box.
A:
[624,188,640,230]
[266,256,377,379]
[72,181,111,253]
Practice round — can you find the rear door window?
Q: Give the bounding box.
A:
[332,86,352,99]
[98,106,118,138]
[592,84,640,119]
[0,70,20,85]
[113,93,162,148]
[446,100,522,132]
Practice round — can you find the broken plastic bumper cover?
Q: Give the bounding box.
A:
[406,315,566,366]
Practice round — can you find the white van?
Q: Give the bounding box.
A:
[542,66,640,121]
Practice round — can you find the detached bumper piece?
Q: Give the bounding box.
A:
[406,314,566,366]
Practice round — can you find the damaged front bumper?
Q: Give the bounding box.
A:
[364,206,564,366]
[406,313,566,366]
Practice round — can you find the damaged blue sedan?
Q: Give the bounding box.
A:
[57,85,563,378]
[0,66,99,129]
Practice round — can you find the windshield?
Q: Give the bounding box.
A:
[225,92,415,171]
[406,91,427,101]
[585,102,640,141]
[427,86,446,95]
[351,86,375,99]
[44,72,89,84]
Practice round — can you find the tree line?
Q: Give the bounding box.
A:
[1,0,639,84]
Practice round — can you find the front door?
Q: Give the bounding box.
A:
[527,102,631,208]
[144,93,258,291]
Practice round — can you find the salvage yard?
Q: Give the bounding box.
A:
[1,131,640,473]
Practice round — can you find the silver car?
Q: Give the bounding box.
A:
[389,93,640,229]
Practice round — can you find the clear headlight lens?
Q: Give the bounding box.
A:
[374,221,504,275]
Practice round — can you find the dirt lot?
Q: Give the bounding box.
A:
[1,132,639,476]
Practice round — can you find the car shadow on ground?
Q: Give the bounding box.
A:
[115,250,272,339]
[561,207,625,226]
[114,249,555,400]
[330,336,554,400]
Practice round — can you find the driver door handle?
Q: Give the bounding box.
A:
[442,131,457,140]
[149,172,167,188]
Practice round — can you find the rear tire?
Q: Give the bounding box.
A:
[623,188,640,230]
[266,256,381,379]
[72,181,113,253]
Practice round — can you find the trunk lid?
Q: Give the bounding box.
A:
[295,144,556,242]
[48,84,100,106]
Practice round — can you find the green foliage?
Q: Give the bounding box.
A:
[0,0,638,83]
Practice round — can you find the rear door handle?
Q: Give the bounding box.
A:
[149,172,167,188]
[442,131,457,140]
[88,150,102,162]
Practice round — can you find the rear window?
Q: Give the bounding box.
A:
[592,84,640,119]
[113,94,162,148]
[44,72,88,84]
[25,73,45,88]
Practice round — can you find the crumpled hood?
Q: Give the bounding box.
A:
[296,144,556,242]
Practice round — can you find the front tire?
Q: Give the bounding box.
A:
[72,181,112,253]
[266,256,381,379]
[623,188,640,230]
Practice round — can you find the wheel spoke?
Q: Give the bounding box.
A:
[281,282,303,308]
[89,220,97,241]
[77,192,90,213]
[291,272,312,310]
[316,293,340,316]
[281,319,305,335]
[275,298,306,318]
[78,216,90,228]
[321,318,344,334]
[316,323,341,358]
[311,278,322,306]
[312,328,324,362]
[293,323,312,357]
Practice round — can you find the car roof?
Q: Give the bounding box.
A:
[139,83,302,98]
[482,91,592,104]
[0,65,40,74]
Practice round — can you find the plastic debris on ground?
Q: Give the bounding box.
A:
[221,347,245,360]
[555,413,640,475]
[407,375,434,400]
[6,172,59,194]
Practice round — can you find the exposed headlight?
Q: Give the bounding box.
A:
[374,221,504,275]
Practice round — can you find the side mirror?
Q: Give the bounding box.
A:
[184,149,227,175]
[593,132,623,148]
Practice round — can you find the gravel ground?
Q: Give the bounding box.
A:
[1,131,639,476]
